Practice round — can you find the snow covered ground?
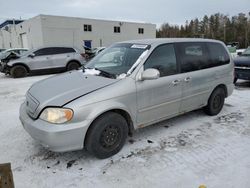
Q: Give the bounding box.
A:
[0,72,250,188]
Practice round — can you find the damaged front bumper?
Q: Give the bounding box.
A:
[0,61,11,74]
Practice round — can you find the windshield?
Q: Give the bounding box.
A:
[85,43,150,77]
[242,47,250,56]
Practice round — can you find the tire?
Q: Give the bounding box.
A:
[85,112,128,159]
[67,61,80,71]
[233,77,238,84]
[204,87,225,116]
[10,65,27,78]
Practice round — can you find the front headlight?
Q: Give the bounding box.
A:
[40,108,74,124]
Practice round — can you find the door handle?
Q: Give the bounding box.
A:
[184,77,191,82]
[172,79,181,86]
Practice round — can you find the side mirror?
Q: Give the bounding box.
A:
[28,53,35,58]
[140,68,160,81]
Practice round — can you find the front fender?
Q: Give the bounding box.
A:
[65,94,137,128]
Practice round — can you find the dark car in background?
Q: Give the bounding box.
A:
[234,47,250,83]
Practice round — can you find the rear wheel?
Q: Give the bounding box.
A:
[67,61,80,71]
[10,65,27,78]
[233,77,238,84]
[85,112,128,159]
[204,87,225,116]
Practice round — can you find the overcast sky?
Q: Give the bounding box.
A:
[0,0,250,27]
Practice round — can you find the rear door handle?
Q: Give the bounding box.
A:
[172,79,181,86]
[184,77,191,82]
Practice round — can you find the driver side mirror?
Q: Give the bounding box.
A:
[28,53,35,58]
[140,68,160,81]
[237,52,242,56]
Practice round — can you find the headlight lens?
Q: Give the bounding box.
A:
[40,108,73,124]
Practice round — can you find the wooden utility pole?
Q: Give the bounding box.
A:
[0,163,14,188]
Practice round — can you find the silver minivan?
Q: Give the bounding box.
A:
[0,47,85,78]
[19,39,234,158]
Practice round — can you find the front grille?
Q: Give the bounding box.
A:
[26,93,40,117]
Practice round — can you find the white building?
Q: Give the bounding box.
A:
[0,15,156,50]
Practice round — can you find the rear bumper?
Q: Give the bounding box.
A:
[235,67,250,80]
[19,103,92,152]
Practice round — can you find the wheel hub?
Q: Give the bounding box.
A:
[101,125,119,148]
[213,95,221,109]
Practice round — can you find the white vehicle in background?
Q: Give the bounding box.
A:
[0,46,86,78]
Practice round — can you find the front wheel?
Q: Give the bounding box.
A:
[10,65,27,78]
[204,87,225,116]
[85,112,128,159]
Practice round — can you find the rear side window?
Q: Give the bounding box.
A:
[206,43,230,67]
[34,47,75,56]
[53,47,76,54]
[34,48,52,56]
[144,44,177,77]
[176,42,209,73]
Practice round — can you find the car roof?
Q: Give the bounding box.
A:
[5,48,28,51]
[119,38,223,46]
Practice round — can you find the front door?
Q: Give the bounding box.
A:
[28,48,53,70]
[136,44,183,126]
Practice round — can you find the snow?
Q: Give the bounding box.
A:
[82,68,101,76]
[0,73,250,188]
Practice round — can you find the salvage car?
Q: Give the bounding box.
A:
[233,47,250,83]
[0,47,86,78]
[19,39,234,158]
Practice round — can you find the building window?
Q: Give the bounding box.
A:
[114,26,121,33]
[84,24,92,32]
[138,28,144,34]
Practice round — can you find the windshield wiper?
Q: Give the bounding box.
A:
[94,68,116,79]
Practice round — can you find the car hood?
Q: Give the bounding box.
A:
[7,55,28,64]
[26,70,119,119]
[233,56,250,66]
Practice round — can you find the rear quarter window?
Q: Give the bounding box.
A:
[206,42,230,67]
[176,42,209,73]
[53,47,76,54]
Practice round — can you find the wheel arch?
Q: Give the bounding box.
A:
[84,108,135,147]
[11,63,30,72]
[212,84,228,97]
[66,60,81,67]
